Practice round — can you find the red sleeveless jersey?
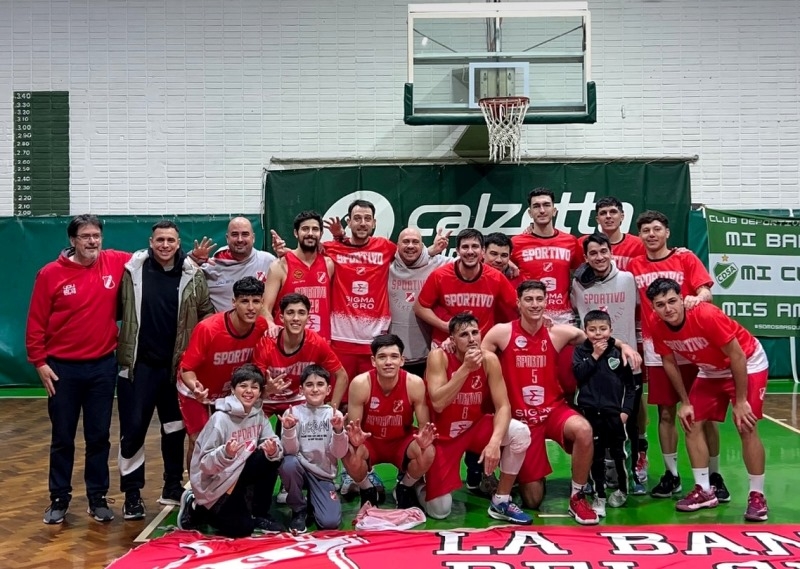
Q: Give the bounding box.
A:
[498,320,563,427]
[273,252,332,341]
[325,237,396,346]
[362,369,413,441]
[511,231,581,324]
[432,352,490,441]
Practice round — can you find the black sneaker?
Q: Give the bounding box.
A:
[651,471,682,499]
[43,497,70,525]
[87,495,115,522]
[289,509,307,533]
[360,486,379,508]
[710,472,731,503]
[254,515,284,533]
[393,483,418,509]
[177,490,196,530]
[123,492,146,521]
[158,484,185,506]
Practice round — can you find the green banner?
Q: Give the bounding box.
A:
[706,208,800,337]
[0,214,262,388]
[264,163,691,250]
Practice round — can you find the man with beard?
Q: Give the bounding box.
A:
[263,211,334,341]
[413,228,518,348]
[192,217,277,312]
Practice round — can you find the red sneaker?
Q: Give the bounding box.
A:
[676,485,719,512]
[569,493,599,525]
[744,491,768,522]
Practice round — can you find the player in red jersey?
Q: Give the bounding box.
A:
[263,211,334,341]
[253,292,348,415]
[178,277,281,467]
[577,196,646,272]
[482,280,642,525]
[627,210,730,502]
[423,313,532,524]
[646,278,769,522]
[414,228,518,347]
[511,188,583,401]
[511,188,582,325]
[341,334,437,509]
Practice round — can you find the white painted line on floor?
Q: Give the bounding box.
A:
[134,503,175,542]
[763,413,800,436]
[537,514,572,518]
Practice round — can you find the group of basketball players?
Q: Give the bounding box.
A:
[175,188,770,529]
[29,188,770,531]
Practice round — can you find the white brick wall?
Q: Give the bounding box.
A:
[1,0,798,216]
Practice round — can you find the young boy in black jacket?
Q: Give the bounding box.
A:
[573,310,635,517]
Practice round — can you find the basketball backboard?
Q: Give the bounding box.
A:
[405,2,595,125]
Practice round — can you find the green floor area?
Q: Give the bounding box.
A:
[147,403,798,539]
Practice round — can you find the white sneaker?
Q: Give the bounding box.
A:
[591,496,607,518]
[608,489,627,508]
[340,473,359,496]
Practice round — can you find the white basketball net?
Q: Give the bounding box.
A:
[478,96,529,163]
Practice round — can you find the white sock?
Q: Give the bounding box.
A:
[357,477,374,490]
[708,455,720,475]
[749,474,765,495]
[692,467,710,492]
[571,481,584,497]
[492,493,510,506]
[401,473,419,487]
[663,453,679,476]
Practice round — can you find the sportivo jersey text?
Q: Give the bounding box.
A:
[179,312,267,401]
[498,320,562,427]
[432,351,490,441]
[578,233,646,271]
[511,231,581,324]
[651,302,767,378]
[274,252,331,340]
[326,238,396,345]
[362,369,413,441]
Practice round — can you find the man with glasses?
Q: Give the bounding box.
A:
[26,214,131,525]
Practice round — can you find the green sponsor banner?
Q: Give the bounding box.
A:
[264,163,691,251]
[706,208,800,337]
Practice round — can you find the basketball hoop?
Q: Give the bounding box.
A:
[478,96,529,163]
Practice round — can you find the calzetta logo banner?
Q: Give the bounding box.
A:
[109,526,800,569]
[264,163,691,253]
[705,208,800,336]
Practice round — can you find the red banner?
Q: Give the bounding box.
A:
[109,526,800,569]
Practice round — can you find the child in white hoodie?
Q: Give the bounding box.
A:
[279,365,348,533]
[178,364,283,537]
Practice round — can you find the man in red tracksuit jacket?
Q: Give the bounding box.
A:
[26,214,131,525]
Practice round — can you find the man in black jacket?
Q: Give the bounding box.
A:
[573,310,635,518]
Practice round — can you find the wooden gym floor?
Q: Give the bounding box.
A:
[0,381,798,569]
